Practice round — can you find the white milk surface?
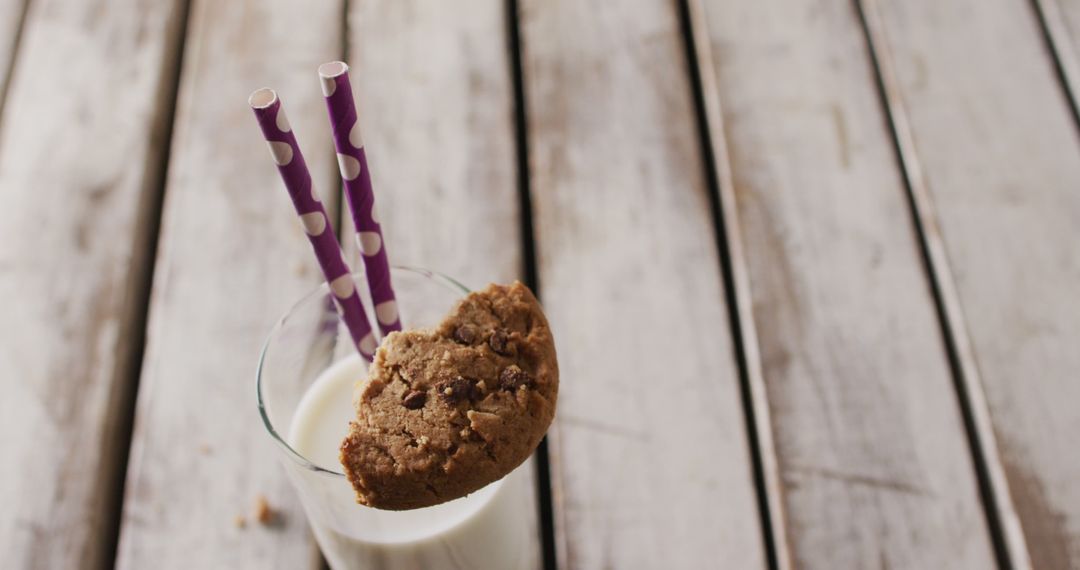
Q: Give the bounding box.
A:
[286,354,530,569]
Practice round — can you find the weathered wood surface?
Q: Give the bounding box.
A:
[345,0,542,567]
[870,0,1080,566]
[519,0,767,567]
[114,0,343,568]
[694,0,998,567]
[3,0,1079,566]
[0,0,187,567]
[0,0,26,113]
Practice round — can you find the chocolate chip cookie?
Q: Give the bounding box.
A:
[340,281,558,510]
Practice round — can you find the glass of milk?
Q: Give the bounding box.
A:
[257,267,538,570]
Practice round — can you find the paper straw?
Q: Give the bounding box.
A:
[249,88,377,360]
[318,62,402,337]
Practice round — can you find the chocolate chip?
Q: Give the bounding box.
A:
[452,324,477,345]
[436,376,479,404]
[402,390,427,410]
[499,366,533,391]
[488,329,512,355]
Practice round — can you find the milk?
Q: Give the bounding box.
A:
[286,354,532,570]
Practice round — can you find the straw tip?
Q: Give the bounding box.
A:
[249,88,278,109]
[317,61,349,79]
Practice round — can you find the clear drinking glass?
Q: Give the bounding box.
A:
[257,267,535,570]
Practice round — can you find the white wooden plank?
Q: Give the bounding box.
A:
[345,0,542,567]
[694,0,999,567]
[870,0,1080,566]
[0,0,187,567]
[519,0,768,567]
[347,0,522,287]
[114,0,343,568]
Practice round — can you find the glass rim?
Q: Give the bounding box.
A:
[255,265,470,477]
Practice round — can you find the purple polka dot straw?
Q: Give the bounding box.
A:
[249,88,377,360]
[318,62,402,337]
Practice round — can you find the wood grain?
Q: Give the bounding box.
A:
[114,0,343,568]
[693,0,998,567]
[345,0,542,567]
[0,0,187,567]
[869,0,1080,566]
[519,0,767,567]
[0,0,27,115]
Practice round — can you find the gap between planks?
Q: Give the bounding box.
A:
[1029,0,1080,128]
[504,1,560,569]
[100,0,196,566]
[853,0,1032,568]
[680,0,792,569]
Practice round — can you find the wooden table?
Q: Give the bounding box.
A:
[2,0,1079,568]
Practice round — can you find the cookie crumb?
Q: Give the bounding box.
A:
[234,515,247,529]
[254,494,274,525]
[198,443,212,455]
